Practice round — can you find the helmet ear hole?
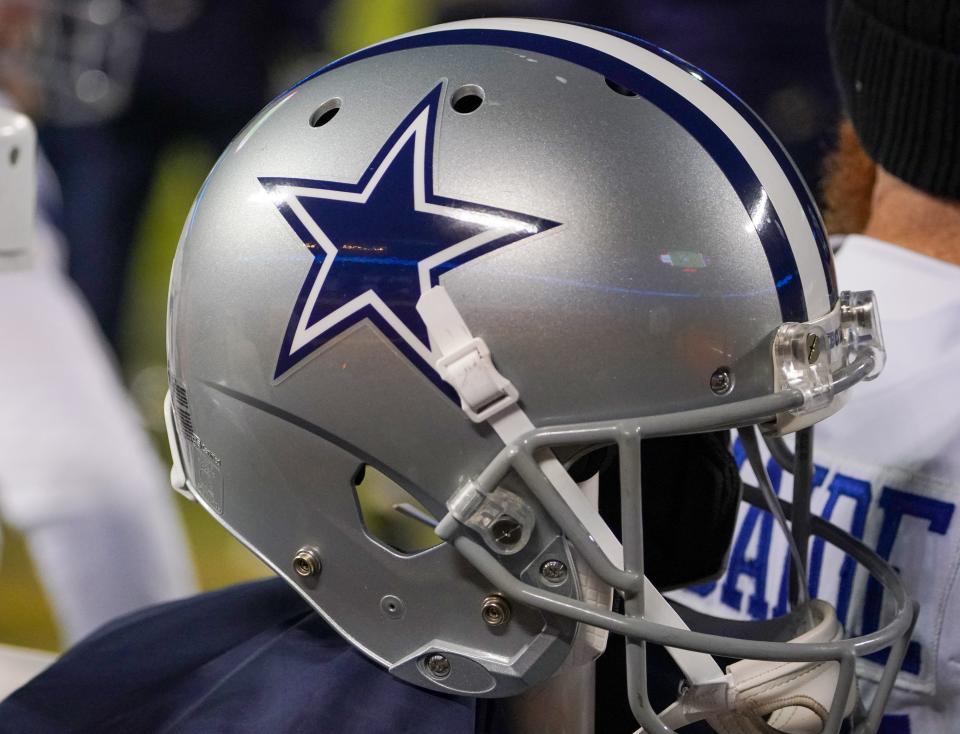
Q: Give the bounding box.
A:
[565,444,616,483]
[351,464,442,554]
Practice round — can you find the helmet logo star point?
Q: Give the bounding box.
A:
[259,83,560,387]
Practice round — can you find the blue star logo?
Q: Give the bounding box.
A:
[260,84,560,392]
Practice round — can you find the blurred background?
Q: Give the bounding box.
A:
[0,0,839,652]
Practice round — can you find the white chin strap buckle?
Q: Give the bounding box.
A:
[435,334,519,423]
[417,285,613,665]
[418,285,734,681]
[651,600,857,734]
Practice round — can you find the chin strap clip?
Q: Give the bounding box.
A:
[644,600,857,734]
[419,287,519,422]
[435,335,519,422]
[417,285,614,664]
[163,390,196,502]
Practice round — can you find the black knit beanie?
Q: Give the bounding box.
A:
[828,0,960,198]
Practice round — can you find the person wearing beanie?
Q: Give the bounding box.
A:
[673,2,960,732]
[825,0,960,258]
[821,7,960,728]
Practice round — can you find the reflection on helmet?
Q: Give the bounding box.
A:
[165,18,912,733]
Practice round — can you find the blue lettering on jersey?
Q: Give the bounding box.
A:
[771,548,791,619]
[692,440,790,619]
[770,463,830,618]
[863,487,954,674]
[260,84,560,388]
[692,443,959,671]
[808,472,870,623]
[878,714,911,734]
[698,457,956,680]
[693,441,828,620]
[719,453,781,619]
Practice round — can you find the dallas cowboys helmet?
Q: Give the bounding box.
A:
[165,18,915,733]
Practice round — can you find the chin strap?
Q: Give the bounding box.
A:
[417,285,724,685]
[643,600,856,734]
[163,390,195,502]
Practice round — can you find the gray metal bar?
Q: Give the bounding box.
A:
[521,390,804,449]
[740,426,809,606]
[740,485,909,609]
[451,531,903,662]
[832,353,876,394]
[439,471,912,662]
[433,344,903,732]
[790,428,814,605]
[618,428,650,725]
[740,486,912,654]
[856,601,919,733]
[823,652,856,734]
[512,346,873,454]
[764,434,796,474]
[508,448,645,593]
[632,701,674,734]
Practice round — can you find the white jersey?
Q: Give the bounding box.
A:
[0,108,196,645]
[671,236,960,734]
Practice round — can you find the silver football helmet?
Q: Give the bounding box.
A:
[165,18,914,733]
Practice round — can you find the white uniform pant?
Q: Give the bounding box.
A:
[0,232,195,645]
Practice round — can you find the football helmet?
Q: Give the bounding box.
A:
[165,19,914,733]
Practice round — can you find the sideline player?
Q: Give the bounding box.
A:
[671,1,960,731]
[0,46,195,646]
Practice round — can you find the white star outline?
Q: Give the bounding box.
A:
[269,102,540,369]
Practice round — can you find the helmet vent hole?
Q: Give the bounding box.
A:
[8,146,19,166]
[451,84,485,114]
[604,77,639,97]
[309,98,342,127]
[352,464,442,555]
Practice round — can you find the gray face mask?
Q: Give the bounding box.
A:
[164,18,912,733]
[581,432,741,591]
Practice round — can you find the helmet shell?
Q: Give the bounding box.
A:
[167,18,836,694]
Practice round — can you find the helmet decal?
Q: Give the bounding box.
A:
[302,23,821,318]
[260,83,560,384]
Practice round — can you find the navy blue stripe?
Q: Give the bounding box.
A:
[578,22,837,306]
[289,24,815,322]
